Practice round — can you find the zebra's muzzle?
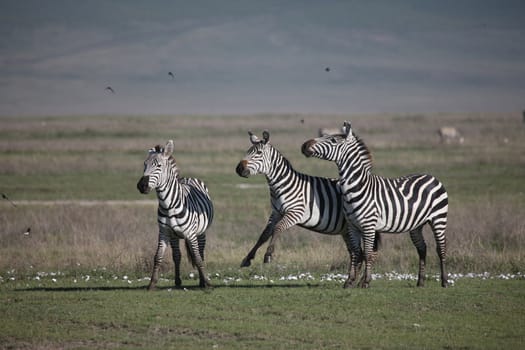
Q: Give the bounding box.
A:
[301,139,316,157]
[235,160,251,178]
[137,176,151,194]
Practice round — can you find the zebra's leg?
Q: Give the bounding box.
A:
[370,232,381,265]
[198,234,206,262]
[343,228,363,289]
[430,217,448,288]
[169,238,182,288]
[148,232,169,291]
[241,213,277,267]
[185,236,211,288]
[360,228,377,289]
[409,226,427,287]
[263,212,300,264]
[357,232,381,287]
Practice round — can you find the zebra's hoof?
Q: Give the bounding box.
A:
[240,258,252,267]
[263,255,272,264]
[200,281,213,289]
[343,280,356,289]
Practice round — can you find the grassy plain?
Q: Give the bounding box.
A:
[1,112,524,348]
[1,278,524,350]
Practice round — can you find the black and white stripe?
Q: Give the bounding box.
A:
[235,130,378,277]
[302,122,448,288]
[137,140,214,289]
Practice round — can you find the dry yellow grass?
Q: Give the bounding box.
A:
[0,112,524,276]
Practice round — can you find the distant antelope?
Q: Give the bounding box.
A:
[438,127,464,144]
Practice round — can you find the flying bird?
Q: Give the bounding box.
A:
[1,193,17,207]
[325,67,331,72]
[168,72,175,79]
[105,86,115,94]
[23,227,31,236]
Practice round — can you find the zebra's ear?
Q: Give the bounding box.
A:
[164,140,174,157]
[248,131,260,145]
[343,121,353,140]
[262,130,270,144]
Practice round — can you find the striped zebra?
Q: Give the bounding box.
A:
[235,130,379,279]
[302,121,448,288]
[137,140,214,289]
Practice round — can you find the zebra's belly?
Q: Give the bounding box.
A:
[298,209,346,234]
[346,206,420,233]
[297,220,345,235]
[273,199,346,235]
[375,213,429,233]
[159,214,210,237]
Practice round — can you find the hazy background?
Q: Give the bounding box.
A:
[1,0,524,116]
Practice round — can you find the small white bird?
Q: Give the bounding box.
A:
[23,227,31,236]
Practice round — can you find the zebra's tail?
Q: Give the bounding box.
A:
[184,239,197,268]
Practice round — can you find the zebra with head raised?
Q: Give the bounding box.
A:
[235,130,379,282]
[137,140,214,289]
[302,121,448,288]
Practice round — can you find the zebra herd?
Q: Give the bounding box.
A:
[137,121,449,290]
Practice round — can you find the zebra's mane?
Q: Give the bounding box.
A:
[334,133,373,170]
[268,143,294,170]
[150,145,179,176]
[355,135,373,167]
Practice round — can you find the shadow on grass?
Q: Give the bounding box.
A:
[16,282,323,292]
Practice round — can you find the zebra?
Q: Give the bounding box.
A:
[302,121,448,288]
[137,140,214,289]
[235,130,379,283]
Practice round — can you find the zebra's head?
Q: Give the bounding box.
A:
[235,130,272,178]
[301,121,357,162]
[137,140,177,194]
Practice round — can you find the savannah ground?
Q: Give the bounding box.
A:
[1,113,524,349]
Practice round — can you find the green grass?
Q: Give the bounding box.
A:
[1,278,524,349]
